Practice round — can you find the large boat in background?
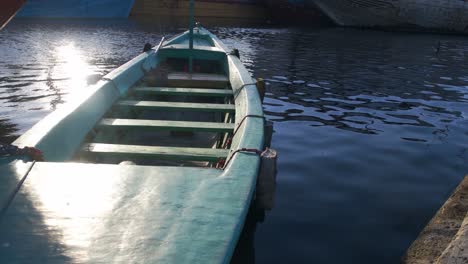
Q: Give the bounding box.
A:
[264,0,328,24]
[130,0,268,26]
[312,0,468,33]
[17,0,135,18]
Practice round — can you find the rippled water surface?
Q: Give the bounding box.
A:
[1,19,468,263]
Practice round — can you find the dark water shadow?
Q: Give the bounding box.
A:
[231,199,267,264]
[0,119,19,144]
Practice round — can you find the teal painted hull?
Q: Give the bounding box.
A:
[0,27,264,263]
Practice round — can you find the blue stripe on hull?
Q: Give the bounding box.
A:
[17,0,135,18]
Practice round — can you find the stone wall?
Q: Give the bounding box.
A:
[402,176,468,263]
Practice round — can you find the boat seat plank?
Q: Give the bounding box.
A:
[167,72,229,88]
[116,100,235,113]
[83,143,229,161]
[134,87,233,97]
[98,119,235,133]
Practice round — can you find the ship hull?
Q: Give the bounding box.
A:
[264,0,329,24]
[17,0,135,18]
[130,0,268,26]
[312,0,468,33]
[0,0,26,29]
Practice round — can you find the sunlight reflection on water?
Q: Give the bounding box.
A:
[55,42,93,93]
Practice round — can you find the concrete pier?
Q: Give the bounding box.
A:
[402,176,468,264]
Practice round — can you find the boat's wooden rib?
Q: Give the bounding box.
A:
[83,143,229,161]
[167,72,229,88]
[98,118,235,133]
[116,100,235,113]
[134,86,233,97]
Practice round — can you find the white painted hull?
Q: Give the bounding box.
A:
[312,0,468,33]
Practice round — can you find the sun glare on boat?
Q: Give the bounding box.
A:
[22,165,121,254]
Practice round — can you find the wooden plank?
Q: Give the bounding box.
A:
[83,143,229,162]
[134,87,233,97]
[98,119,235,133]
[116,100,235,113]
[168,73,228,82]
[167,72,229,88]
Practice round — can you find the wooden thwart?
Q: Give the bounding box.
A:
[83,143,229,161]
[167,72,229,88]
[134,87,233,97]
[98,119,235,133]
[117,100,235,113]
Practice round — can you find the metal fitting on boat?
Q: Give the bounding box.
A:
[143,43,152,52]
[230,48,240,58]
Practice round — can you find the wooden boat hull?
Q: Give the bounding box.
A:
[0,0,26,30]
[1,27,265,263]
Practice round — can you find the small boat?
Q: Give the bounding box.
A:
[0,0,26,30]
[311,0,468,33]
[0,24,275,262]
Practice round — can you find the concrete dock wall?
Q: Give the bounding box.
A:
[402,176,468,264]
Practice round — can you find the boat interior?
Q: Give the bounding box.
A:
[12,27,264,170]
[2,27,266,263]
[71,31,241,168]
[75,58,234,167]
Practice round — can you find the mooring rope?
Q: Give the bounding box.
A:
[218,148,263,170]
[222,114,264,149]
[233,82,257,100]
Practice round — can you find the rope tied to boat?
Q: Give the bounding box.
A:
[233,82,257,100]
[0,143,44,161]
[222,114,264,149]
[217,148,264,169]
[217,114,266,169]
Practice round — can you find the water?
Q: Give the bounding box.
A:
[1,19,468,263]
